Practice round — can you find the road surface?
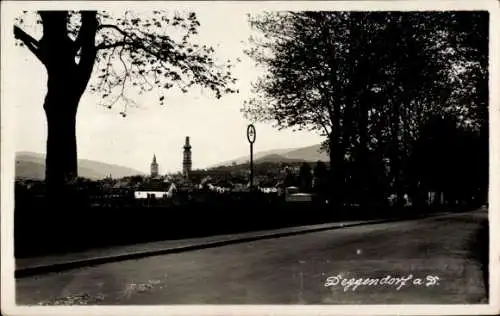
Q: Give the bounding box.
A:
[16,210,488,305]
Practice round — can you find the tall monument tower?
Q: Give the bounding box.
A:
[150,154,159,177]
[183,137,192,178]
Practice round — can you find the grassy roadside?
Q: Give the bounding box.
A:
[468,215,489,300]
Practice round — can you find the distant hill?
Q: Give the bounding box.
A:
[212,148,295,167]
[279,144,329,161]
[253,154,305,164]
[212,143,328,168]
[15,152,144,180]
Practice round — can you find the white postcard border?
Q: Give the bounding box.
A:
[1,1,499,315]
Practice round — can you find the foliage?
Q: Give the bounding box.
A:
[244,11,489,207]
[14,10,239,115]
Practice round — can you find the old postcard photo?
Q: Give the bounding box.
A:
[1,0,499,315]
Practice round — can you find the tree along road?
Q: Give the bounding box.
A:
[16,210,488,305]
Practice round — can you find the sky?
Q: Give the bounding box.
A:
[4,1,495,175]
[7,7,324,174]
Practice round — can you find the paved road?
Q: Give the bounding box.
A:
[16,211,488,305]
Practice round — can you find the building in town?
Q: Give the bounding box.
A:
[183,136,192,178]
[150,154,159,178]
[133,179,177,200]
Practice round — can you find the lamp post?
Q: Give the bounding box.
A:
[247,124,256,190]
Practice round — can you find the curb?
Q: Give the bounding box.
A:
[14,213,456,278]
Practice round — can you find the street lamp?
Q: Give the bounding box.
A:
[247,124,256,191]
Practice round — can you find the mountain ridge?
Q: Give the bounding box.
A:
[210,143,328,168]
[15,152,145,180]
[16,143,328,180]
[211,147,295,167]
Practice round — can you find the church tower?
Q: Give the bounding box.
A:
[151,154,159,177]
[183,137,192,178]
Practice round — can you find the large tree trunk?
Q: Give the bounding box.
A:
[43,85,81,201]
[36,11,98,204]
[390,98,403,209]
[358,100,370,209]
[328,134,345,210]
[42,47,84,205]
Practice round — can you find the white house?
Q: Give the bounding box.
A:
[134,182,177,199]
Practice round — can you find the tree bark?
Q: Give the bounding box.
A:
[43,87,81,201]
[358,99,370,209]
[390,98,403,209]
[42,48,84,206]
[35,11,98,204]
[328,134,344,209]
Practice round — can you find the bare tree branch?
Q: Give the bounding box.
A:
[76,11,98,93]
[96,42,128,50]
[13,25,45,62]
[97,24,128,36]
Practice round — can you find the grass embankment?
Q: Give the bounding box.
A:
[468,215,489,300]
[14,193,483,259]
